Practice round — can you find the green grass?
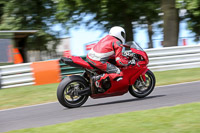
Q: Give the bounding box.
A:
[154,67,200,86]
[6,102,200,133]
[0,83,58,110]
[0,67,200,110]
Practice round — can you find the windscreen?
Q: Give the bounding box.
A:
[126,41,144,51]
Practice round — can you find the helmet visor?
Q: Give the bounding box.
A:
[121,31,126,40]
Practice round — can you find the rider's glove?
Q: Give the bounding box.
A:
[128,59,136,66]
[123,51,134,57]
[123,51,129,57]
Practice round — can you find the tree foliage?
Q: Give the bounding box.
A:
[0,0,58,50]
[2,0,196,57]
[179,0,200,41]
[56,0,161,45]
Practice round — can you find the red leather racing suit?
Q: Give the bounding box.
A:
[86,35,129,80]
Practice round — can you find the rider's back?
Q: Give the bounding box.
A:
[88,35,118,62]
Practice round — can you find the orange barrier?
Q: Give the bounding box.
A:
[13,48,23,64]
[31,60,61,85]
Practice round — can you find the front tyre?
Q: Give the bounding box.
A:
[129,70,156,98]
[57,75,89,108]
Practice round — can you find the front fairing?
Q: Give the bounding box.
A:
[125,41,149,64]
[130,48,149,64]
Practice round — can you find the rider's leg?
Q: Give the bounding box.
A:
[93,62,123,89]
[87,57,123,89]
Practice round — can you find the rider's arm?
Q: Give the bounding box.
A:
[113,41,129,67]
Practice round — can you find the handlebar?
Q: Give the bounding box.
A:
[123,51,139,61]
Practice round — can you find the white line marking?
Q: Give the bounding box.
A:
[1,80,200,112]
[156,80,200,88]
[0,102,58,112]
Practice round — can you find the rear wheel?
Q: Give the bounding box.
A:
[129,70,156,98]
[57,75,89,108]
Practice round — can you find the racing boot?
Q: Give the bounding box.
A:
[92,74,108,93]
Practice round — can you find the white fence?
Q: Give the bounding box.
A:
[146,45,200,71]
[0,63,34,89]
[0,44,200,89]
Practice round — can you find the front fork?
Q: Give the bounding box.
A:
[141,69,148,82]
[130,67,148,85]
[137,69,148,88]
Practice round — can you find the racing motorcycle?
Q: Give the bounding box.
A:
[57,41,156,108]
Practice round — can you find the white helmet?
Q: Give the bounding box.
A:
[109,26,126,44]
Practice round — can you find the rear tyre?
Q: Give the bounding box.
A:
[129,70,156,98]
[57,75,89,108]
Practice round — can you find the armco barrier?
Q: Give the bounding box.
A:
[0,63,35,89]
[2,73,34,88]
[0,60,61,89]
[146,44,200,71]
[0,44,200,89]
[59,44,200,76]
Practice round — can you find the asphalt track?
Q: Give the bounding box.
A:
[0,81,200,132]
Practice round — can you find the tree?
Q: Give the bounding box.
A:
[161,0,180,47]
[0,1,7,25]
[56,0,160,45]
[56,0,135,42]
[0,0,58,62]
[181,0,200,42]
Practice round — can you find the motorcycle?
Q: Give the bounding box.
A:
[57,41,156,108]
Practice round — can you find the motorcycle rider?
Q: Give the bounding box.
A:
[86,26,135,91]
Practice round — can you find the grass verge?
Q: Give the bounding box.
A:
[6,102,200,133]
[0,67,200,110]
[0,83,58,110]
[154,67,200,86]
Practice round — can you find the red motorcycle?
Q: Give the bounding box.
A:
[57,41,156,108]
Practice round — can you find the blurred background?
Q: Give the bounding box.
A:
[0,0,200,64]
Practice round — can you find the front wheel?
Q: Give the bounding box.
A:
[129,70,156,98]
[57,75,89,108]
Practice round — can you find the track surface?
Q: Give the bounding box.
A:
[0,81,200,132]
